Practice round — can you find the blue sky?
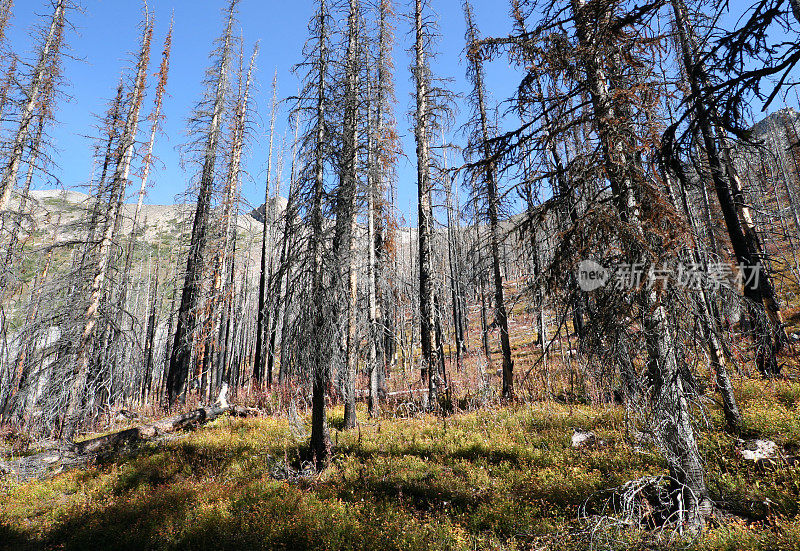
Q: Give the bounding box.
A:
[5,0,519,222]
[6,0,796,223]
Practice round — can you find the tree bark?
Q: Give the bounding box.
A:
[0,0,65,214]
[167,2,236,405]
[413,0,440,408]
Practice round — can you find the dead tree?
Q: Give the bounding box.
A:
[210,43,257,398]
[63,13,152,439]
[253,71,279,387]
[110,18,172,407]
[367,0,397,415]
[308,0,332,466]
[0,0,12,48]
[412,0,449,408]
[1,1,66,304]
[293,0,334,467]
[666,0,787,376]
[131,18,172,236]
[166,1,237,406]
[476,0,713,528]
[271,112,301,385]
[568,0,710,527]
[463,0,514,398]
[0,0,68,215]
[0,59,17,128]
[669,161,742,432]
[334,0,363,430]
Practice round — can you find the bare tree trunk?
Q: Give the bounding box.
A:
[0,0,65,214]
[254,71,278,387]
[372,0,396,403]
[63,17,151,439]
[336,0,362,430]
[273,113,300,384]
[0,59,17,129]
[167,2,237,406]
[208,44,256,400]
[2,114,45,298]
[442,136,465,373]
[367,91,381,416]
[413,0,440,408]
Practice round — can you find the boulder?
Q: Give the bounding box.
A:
[738,439,779,461]
[572,428,601,449]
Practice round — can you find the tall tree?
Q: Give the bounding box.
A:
[367,0,397,416]
[463,0,514,398]
[0,0,67,215]
[292,0,334,467]
[253,70,278,387]
[63,12,152,439]
[166,1,238,406]
[336,0,362,430]
[567,0,710,526]
[209,43,257,398]
[412,0,446,408]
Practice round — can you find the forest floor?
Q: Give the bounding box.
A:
[1,371,799,550]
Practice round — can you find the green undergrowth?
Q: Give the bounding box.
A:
[1,391,799,550]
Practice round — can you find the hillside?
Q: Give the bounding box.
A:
[1,375,799,550]
[14,189,264,246]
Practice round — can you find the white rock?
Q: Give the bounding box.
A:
[738,439,778,461]
[572,429,597,448]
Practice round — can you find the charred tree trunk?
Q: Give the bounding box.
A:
[254,71,278,387]
[413,0,441,408]
[464,1,514,398]
[307,0,332,468]
[167,2,236,406]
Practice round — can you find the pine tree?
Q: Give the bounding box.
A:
[166,1,238,406]
[63,12,152,439]
[463,0,514,398]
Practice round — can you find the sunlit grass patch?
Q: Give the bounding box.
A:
[1,392,799,550]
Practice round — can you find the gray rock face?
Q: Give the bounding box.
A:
[248,195,288,223]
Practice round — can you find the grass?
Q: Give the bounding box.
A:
[2,250,799,549]
[2,379,800,551]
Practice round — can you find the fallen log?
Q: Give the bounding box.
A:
[0,401,261,482]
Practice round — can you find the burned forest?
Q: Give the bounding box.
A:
[1,0,800,549]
